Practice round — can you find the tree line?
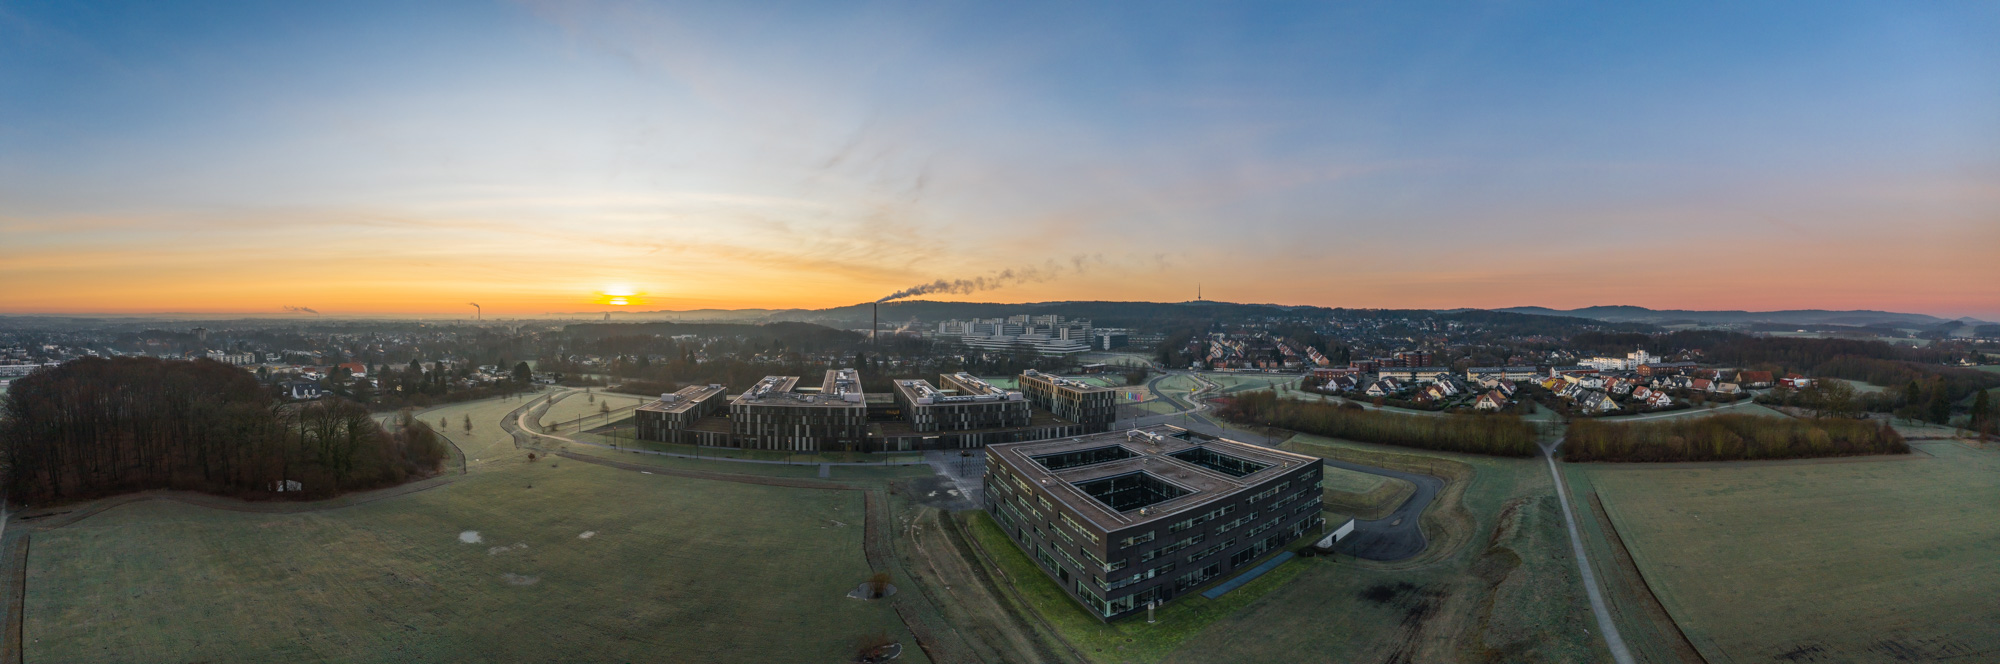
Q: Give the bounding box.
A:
[1216,390,1539,457]
[0,357,447,505]
[1562,414,1906,462]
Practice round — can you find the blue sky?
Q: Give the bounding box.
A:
[2,1,1996,316]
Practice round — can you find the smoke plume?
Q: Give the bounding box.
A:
[282,305,319,314]
[878,256,1101,303]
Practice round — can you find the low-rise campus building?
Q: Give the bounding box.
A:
[633,368,1101,452]
[632,383,729,445]
[1018,369,1118,433]
[984,426,1324,620]
[730,370,869,452]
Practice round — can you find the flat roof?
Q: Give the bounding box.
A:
[987,425,1317,532]
[894,375,1023,405]
[1019,369,1113,393]
[730,372,865,408]
[636,383,727,414]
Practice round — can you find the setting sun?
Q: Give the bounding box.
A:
[597,287,643,307]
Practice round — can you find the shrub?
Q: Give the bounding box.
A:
[1563,414,1906,462]
[1,357,446,504]
[1216,390,1538,457]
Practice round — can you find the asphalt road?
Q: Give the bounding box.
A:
[1319,459,1443,561]
[1128,370,1443,562]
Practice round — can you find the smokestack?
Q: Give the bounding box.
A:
[872,302,878,348]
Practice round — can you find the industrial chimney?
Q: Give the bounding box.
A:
[871,302,879,348]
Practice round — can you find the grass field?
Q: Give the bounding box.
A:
[559,441,935,481]
[1575,441,2000,662]
[538,390,647,429]
[23,459,923,663]
[960,511,1315,663]
[1838,378,1887,394]
[1320,464,1388,494]
[387,391,548,470]
[1320,467,1415,522]
[1161,433,1607,663]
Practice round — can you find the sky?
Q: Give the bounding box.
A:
[2,1,1997,318]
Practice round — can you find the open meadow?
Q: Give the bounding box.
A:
[1158,433,1606,663]
[938,429,1604,664]
[537,390,647,431]
[20,457,921,664]
[1574,440,2000,663]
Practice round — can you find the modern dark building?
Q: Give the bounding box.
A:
[1018,369,1117,433]
[730,369,869,452]
[632,368,1098,452]
[632,383,728,445]
[893,373,1032,431]
[871,372,1082,450]
[983,426,1324,620]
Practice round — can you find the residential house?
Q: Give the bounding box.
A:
[281,381,323,400]
[1576,390,1619,413]
[1474,390,1509,411]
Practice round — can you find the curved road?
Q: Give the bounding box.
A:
[1319,460,1442,561]
[1132,370,1444,562]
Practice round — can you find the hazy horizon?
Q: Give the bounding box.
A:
[4,1,1996,318]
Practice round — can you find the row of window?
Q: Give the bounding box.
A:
[1185,537,1237,563]
[1169,504,1234,533]
[1215,511,1259,534]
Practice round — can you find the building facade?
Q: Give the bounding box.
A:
[984,426,1323,620]
[1018,369,1117,433]
[730,370,869,452]
[891,373,1034,432]
[632,383,729,445]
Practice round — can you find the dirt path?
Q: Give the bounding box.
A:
[1542,439,1636,664]
[898,508,1076,663]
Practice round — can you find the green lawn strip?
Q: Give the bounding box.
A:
[960,511,1310,664]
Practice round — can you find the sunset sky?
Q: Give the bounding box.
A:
[3,1,1996,318]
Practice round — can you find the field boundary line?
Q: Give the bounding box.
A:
[1587,491,1708,664]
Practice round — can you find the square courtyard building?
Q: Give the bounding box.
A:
[983,425,1324,620]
